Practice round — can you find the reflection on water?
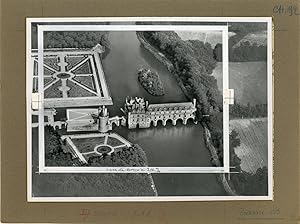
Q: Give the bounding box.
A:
[114,121,211,167]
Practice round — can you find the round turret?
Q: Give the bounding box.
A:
[98,105,109,133]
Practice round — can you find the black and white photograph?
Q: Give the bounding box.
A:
[27,17,272,201]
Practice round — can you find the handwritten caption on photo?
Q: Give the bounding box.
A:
[273,4,300,16]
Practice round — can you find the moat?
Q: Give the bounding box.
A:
[101,31,226,195]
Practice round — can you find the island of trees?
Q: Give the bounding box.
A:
[137,68,165,96]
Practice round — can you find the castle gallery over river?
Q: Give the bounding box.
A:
[32,44,198,134]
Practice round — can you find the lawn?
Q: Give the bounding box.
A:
[106,136,124,147]
[44,77,55,87]
[66,55,86,71]
[233,30,267,48]
[44,80,63,98]
[72,137,105,153]
[67,80,96,97]
[44,56,60,71]
[73,75,95,91]
[73,60,92,74]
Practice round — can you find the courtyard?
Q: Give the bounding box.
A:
[31,47,112,108]
[62,133,132,163]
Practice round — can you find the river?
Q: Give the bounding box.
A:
[101,31,226,196]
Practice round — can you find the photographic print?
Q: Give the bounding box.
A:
[27,17,272,201]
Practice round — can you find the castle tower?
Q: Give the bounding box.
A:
[98,105,109,133]
[193,98,196,107]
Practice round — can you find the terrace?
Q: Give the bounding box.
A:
[62,133,132,163]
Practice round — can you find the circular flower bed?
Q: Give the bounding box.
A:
[57,73,71,79]
[95,145,113,154]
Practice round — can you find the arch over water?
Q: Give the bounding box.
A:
[150,120,155,127]
[165,119,174,126]
[175,118,184,125]
[156,120,163,127]
[186,117,195,124]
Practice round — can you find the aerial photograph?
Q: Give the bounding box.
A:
[29,20,270,198]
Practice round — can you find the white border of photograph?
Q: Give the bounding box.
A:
[26,17,273,202]
[35,24,229,174]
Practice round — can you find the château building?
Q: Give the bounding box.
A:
[124,97,197,129]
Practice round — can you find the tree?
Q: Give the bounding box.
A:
[45,126,82,166]
[213,43,222,61]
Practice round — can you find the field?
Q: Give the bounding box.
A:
[230,118,268,173]
[233,30,267,48]
[211,61,267,105]
[176,31,236,48]
[176,31,222,48]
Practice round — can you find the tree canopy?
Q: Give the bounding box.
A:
[45,126,82,166]
[43,31,110,49]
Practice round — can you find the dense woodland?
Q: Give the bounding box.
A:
[31,25,110,49]
[43,31,110,49]
[45,126,82,166]
[230,103,268,119]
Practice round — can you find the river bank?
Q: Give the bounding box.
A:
[136,32,193,101]
[101,31,225,196]
[136,31,236,196]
